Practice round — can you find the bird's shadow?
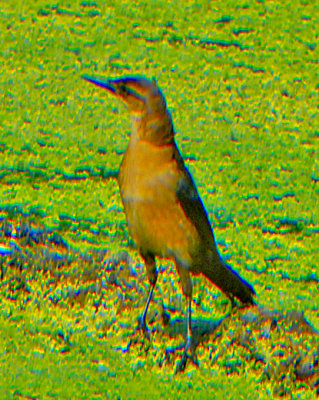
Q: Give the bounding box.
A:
[154,315,223,371]
[163,316,223,350]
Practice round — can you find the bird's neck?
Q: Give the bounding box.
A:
[123,135,177,172]
[130,110,174,146]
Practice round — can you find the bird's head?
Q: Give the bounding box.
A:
[82,75,167,117]
[83,75,174,145]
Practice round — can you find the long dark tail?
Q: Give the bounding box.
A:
[202,251,255,305]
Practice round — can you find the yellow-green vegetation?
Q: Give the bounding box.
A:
[0,0,318,398]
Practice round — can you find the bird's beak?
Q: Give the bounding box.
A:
[82,75,116,94]
[82,75,145,111]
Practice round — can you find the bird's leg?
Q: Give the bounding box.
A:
[185,294,192,353]
[138,279,156,338]
[174,294,199,373]
[137,252,157,339]
[165,263,199,372]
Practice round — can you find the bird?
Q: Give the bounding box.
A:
[83,75,256,371]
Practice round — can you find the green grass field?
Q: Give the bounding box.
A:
[0,0,318,398]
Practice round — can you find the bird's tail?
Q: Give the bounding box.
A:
[202,251,255,305]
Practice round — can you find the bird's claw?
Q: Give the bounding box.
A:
[175,351,199,373]
[123,316,151,353]
[162,338,199,373]
[137,315,151,341]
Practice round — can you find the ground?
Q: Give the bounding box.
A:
[0,0,318,398]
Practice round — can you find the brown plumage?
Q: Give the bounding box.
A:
[83,75,255,370]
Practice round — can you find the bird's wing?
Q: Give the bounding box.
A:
[173,147,255,303]
[173,147,218,250]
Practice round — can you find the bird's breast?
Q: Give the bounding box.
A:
[117,141,200,267]
[118,141,178,203]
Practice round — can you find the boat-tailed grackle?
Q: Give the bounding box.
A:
[83,75,256,371]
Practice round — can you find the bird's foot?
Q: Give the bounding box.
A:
[136,315,152,341]
[163,337,199,373]
[123,317,152,354]
[175,349,199,373]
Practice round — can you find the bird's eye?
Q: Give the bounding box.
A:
[119,84,128,94]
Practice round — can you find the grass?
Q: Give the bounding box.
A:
[0,0,318,398]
